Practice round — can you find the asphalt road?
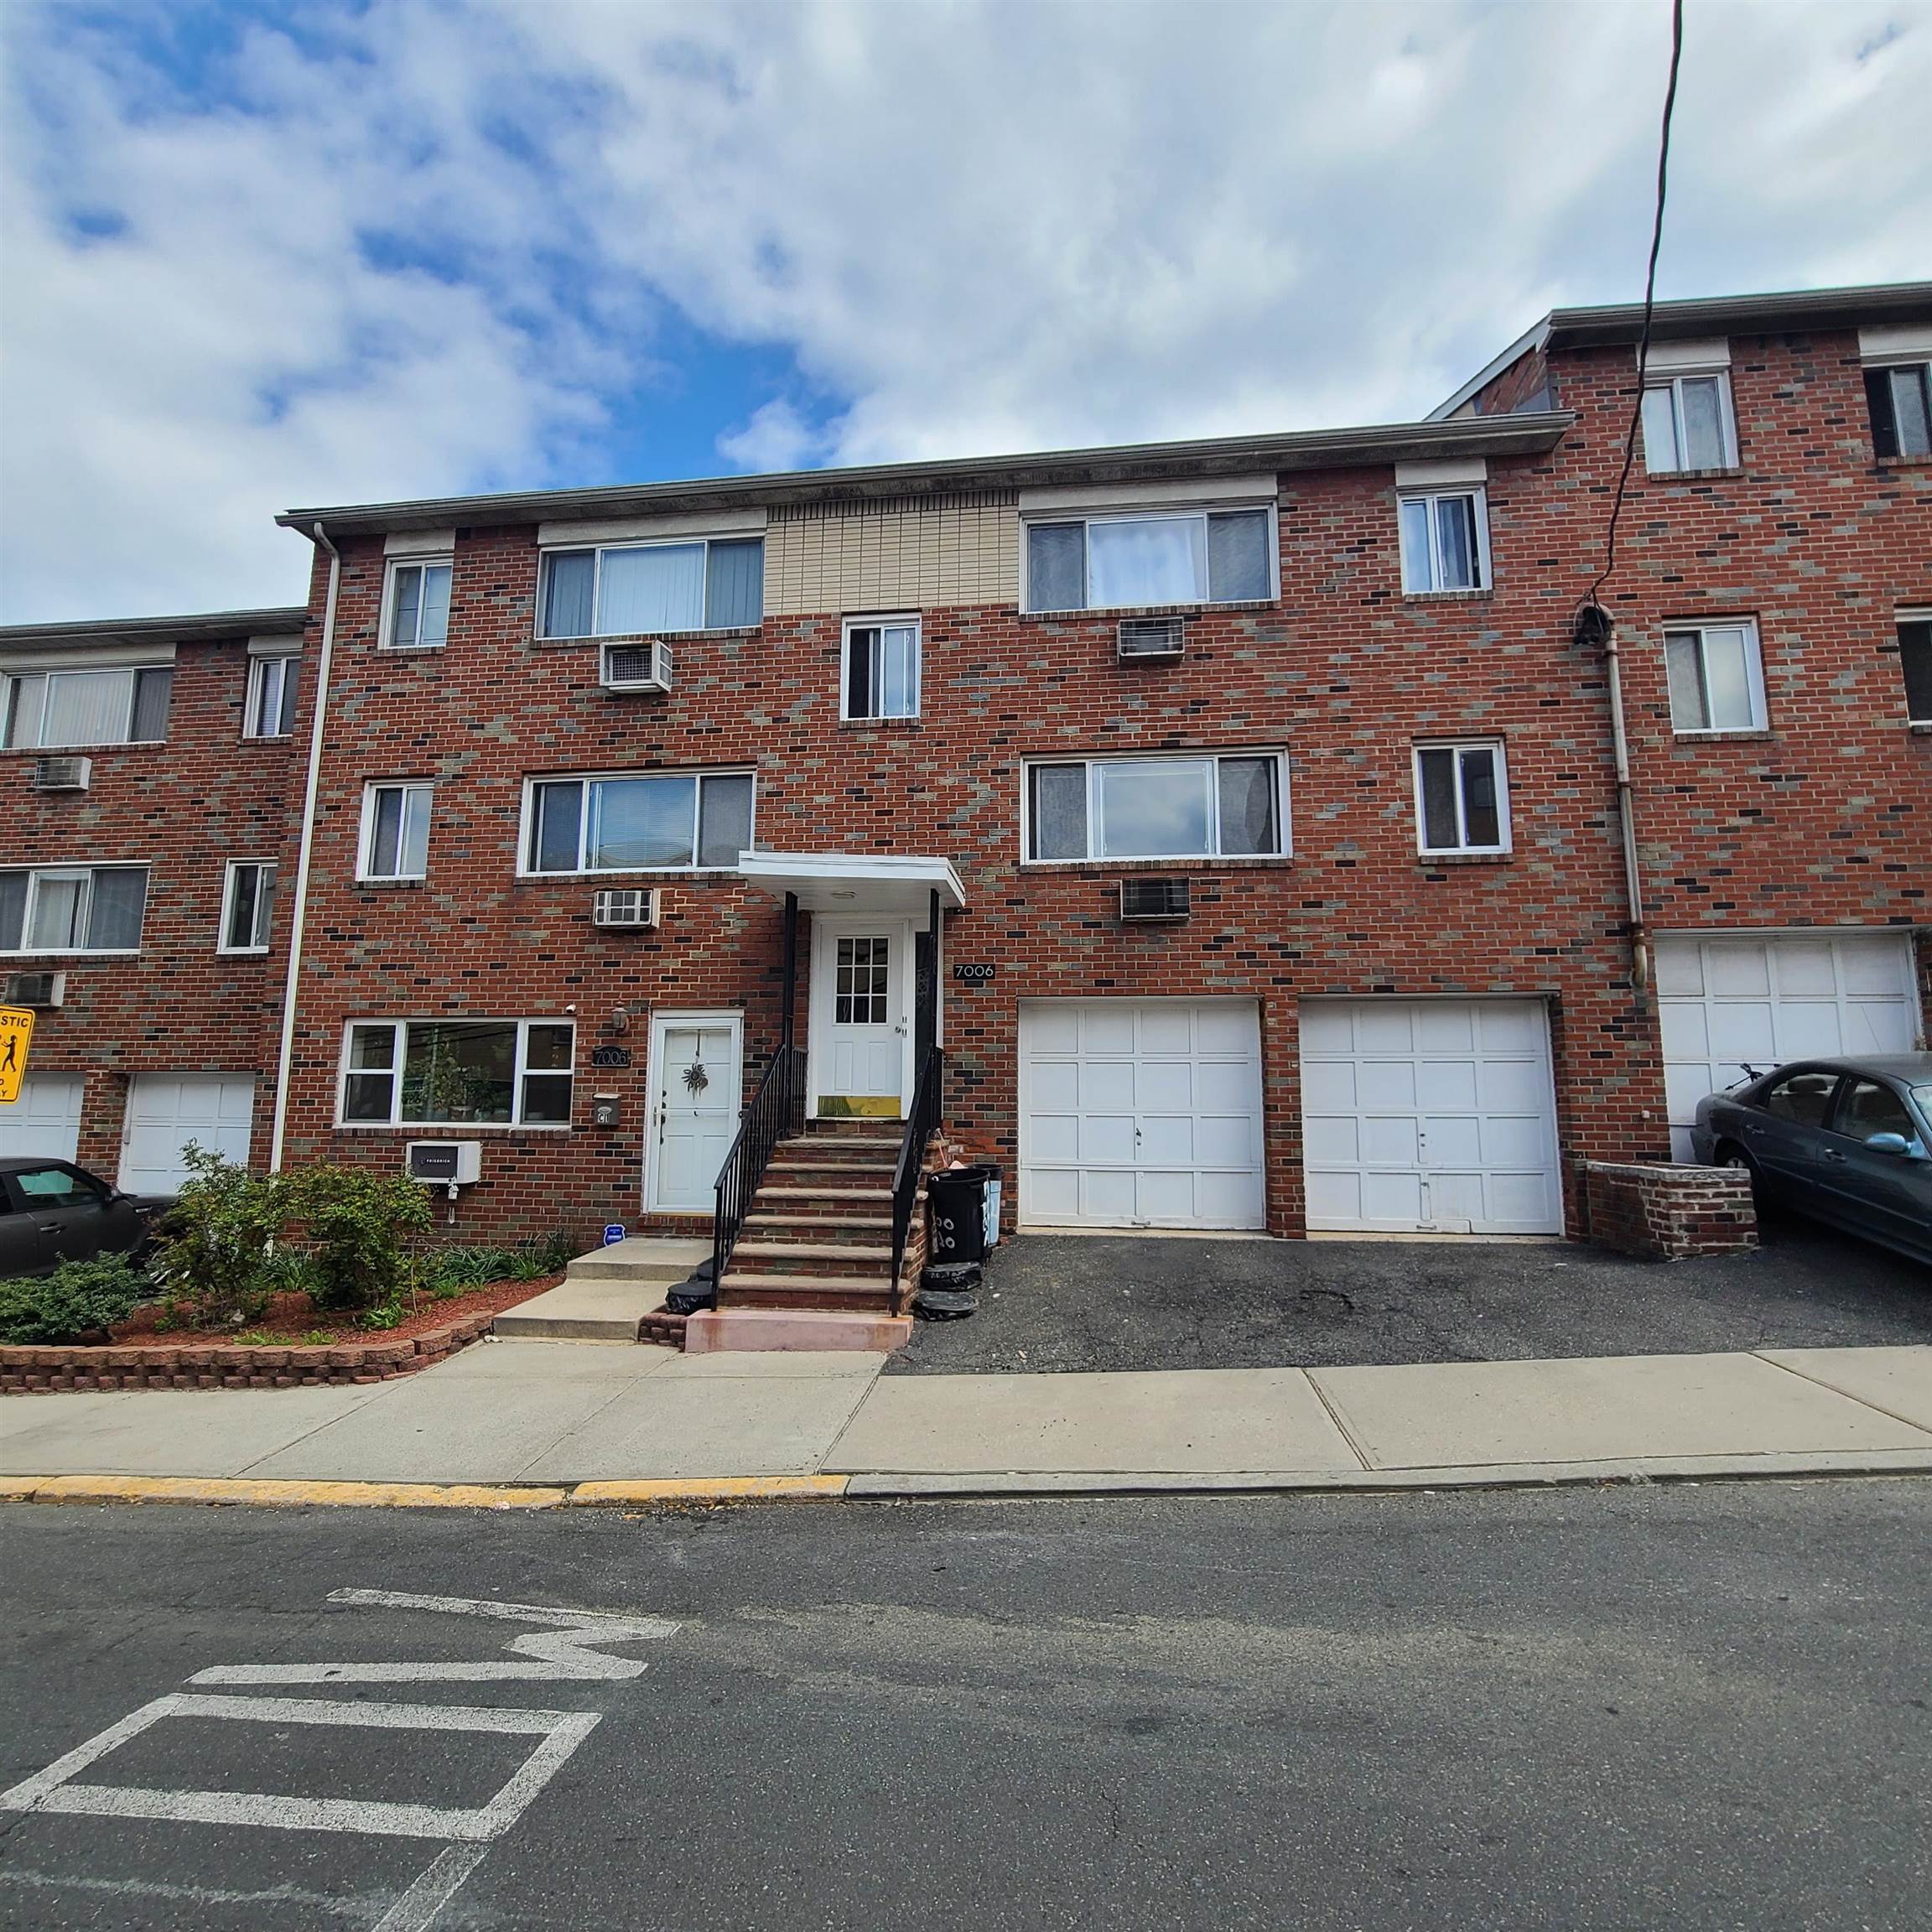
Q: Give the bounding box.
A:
[2,1482,1928,1930]
[894,1215,1932,1374]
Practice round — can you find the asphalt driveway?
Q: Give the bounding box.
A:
[888,1216,1932,1376]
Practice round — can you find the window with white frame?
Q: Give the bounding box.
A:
[1896,612,1932,725]
[1415,741,1509,854]
[219,861,276,953]
[359,782,433,880]
[1025,751,1285,862]
[0,865,148,953]
[244,655,299,738]
[537,537,763,640]
[384,558,452,651]
[523,770,753,874]
[1024,508,1273,613]
[2,666,172,749]
[842,618,921,719]
[1641,371,1737,473]
[1397,489,1488,594]
[1866,361,1932,461]
[339,1019,574,1127]
[1664,621,1768,734]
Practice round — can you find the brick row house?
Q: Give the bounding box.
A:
[3,283,1928,1284]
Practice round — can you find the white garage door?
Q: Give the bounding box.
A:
[1019,1000,1265,1229]
[1301,1000,1562,1235]
[1656,932,1921,1160]
[0,1074,86,1161]
[119,1074,256,1192]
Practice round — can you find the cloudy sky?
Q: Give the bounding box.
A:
[2,0,1926,624]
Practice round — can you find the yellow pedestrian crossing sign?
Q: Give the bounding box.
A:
[0,1006,34,1105]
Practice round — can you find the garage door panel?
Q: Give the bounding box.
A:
[1298,1005,1359,1055]
[1358,1062,1418,1109]
[1137,1007,1193,1053]
[1838,938,1912,998]
[1081,1061,1135,1112]
[1026,1007,1082,1054]
[1306,1168,1365,1223]
[1079,1169,1137,1223]
[1196,1114,1257,1166]
[1141,1116,1196,1164]
[1360,1116,1420,1165]
[1361,1169,1426,1223]
[1301,1062,1358,1111]
[1415,1060,1478,1110]
[1080,1114,1135,1164]
[1846,1003,1915,1054]
[1478,1114,1550,1167]
[1709,1004,1776,1062]
[1487,1171,1561,1229]
[1775,1003,1850,1059]
[1477,1058,1548,1113]
[1194,1006,1258,1055]
[0,1074,86,1161]
[1416,1005,1478,1053]
[1194,1060,1255,1110]
[1081,1007,1136,1055]
[1655,946,1705,996]
[1774,943,1837,997]
[1665,1063,1722,1127]
[1355,1007,1418,1054]
[1027,1113,1083,1164]
[120,1074,255,1192]
[1026,1167,1082,1221]
[1192,1170,1264,1226]
[1706,945,1771,995]
[1028,1061,1081,1112]
[1303,1114,1359,1165]
[1135,1061,1195,1111]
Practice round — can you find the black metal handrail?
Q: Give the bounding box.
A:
[713,1042,806,1291]
[889,1046,943,1316]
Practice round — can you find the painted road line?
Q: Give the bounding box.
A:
[0,1692,601,1841]
[373,1845,491,1932]
[190,1588,678,1686]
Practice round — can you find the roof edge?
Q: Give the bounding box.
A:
[0,606,310,649]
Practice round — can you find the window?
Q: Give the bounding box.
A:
[1832,1078,1919,1150]
[3,666,172,748]
[1415,741,1509,854]
[219,861,276,953]
[1758,1069,1838,1128]
[1664,621,1768,733]
[843,618,921,720]
[1024,508,1272,613]
[523,770,754,874]
[0,866,148,953]
[1896,614,1932,725]
[10,1163,106,1208]
[1025,752,1285,862]
[537,537,762,640]
[359,783,433,881]
[385,560,451,650]
[1397,490,1488,594]
[1641,371,1737,472]
[835,937,890,1024]
[339,1020,574,1127]
[245,656,299,738]
[1866,362,1932,461]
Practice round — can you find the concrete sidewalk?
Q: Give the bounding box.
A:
[3,1340,1931,1499]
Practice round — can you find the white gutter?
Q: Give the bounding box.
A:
[269,522,340,1171]
[1600,617,1650,995]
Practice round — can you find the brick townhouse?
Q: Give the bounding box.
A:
[3,281,1928,1278]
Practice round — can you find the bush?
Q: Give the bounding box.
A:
[0,1254,148,1346]
[153,1146,290,1328]
[290,1165,433,1311]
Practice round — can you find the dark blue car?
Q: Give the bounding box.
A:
[1690,1055,1932,1267]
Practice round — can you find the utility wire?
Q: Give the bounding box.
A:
[1584,0,1686,615]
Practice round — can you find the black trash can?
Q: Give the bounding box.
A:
[927,1165,994,1266]
[915,1258,980,1320]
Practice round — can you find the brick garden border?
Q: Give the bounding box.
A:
[1,1310,497,1395]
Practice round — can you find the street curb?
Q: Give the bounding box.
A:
[0,1472,851,1510]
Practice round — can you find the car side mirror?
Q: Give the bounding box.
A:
[1864,1133,1915,1159]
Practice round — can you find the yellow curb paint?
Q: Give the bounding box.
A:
[567,1475,850,1506]
[25,1476,569,1510]
[0,1477,41,1501]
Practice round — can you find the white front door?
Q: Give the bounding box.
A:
[647,1015,743,1213]
[119,1074,256,1192]
[810,918,911,1119]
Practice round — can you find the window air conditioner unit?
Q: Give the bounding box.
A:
[592,886,662,929]
[32,756,91,792]
[1119,877,1191,922]
[600,639,673,693]
[4,971,65,1008]
[1117,615,1186,662]
[405,1140,481,1187]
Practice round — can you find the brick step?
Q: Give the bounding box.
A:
[754,1186,892,1208]
[728,1242,893,1277]
[795,1122,906,1140]
[762,1166,899,1192]
[717,1274,896,1311]
[768,1148,899,1171]
[742,1214,895,1240]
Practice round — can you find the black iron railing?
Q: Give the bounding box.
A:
[712,1042,806,1290]
[889,1046,943,1316]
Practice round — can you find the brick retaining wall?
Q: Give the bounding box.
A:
[1584,1160,1758,1261]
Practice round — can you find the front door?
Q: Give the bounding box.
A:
[811,919,911,1119]
[647,1015,742,1213]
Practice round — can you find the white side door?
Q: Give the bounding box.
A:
[647,1015,743,1213]
[810,918,911,1119]
[0,1073,86,1161]
[119,1074,256,1192]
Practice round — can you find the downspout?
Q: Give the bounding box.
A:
[268,522,341,1171]
[1579,601,1649,997]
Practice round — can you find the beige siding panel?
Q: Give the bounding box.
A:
[764,496,1019,616]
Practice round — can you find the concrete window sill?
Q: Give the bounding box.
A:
[1402,589,1493,605]
[1021,856,1294,873]
[1418,851,1514,867]
[1673,730,1774,743]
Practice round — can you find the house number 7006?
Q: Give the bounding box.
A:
[951,963,995,983]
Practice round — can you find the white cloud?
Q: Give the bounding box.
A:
[3,0,1929,622]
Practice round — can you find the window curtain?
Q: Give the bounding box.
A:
[1087,517,1207,609]
[598,544,705,635]
[42,671,131,748]
[1030,765,1088,859]
[1027,523,1086,611]
[542,552,595,639]
[1207,512,1270,601]
[705,539,764,628]
[87,869,147,949]
[589,776,698,867]
[696,774,754,867]
[1216,757,1278,854]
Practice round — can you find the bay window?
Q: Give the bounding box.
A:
[1025,752,1286,862]
[524,770,754,873]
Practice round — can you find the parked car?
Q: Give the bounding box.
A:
[1690,1055,1932,1266]
[0,1158,170,1280]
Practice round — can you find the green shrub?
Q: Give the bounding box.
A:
[153,1146,290,1328]
[0,1254,148,1346]
[290,1165,433,1311]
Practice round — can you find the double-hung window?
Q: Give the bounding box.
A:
[538,537,763,640]
[1397,489,1488,594]
[245,656,299,738]
[385,558,452,650]
[524,770,754,874]
[1024,508,1273,613]
[1415,741,1509,854]
[1025,751,1286,862]
[1642,371,1737,472]
[842,618,921,719]
[0,865,148,953]
[340,1019,574,1127]
[1665,621,1768,734]
[360,782,433,881]
[219,861,276,954]
[3,666,172,748]
[1866,361,1932,461]
[1896,612,1932,726]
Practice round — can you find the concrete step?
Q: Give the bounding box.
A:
[755,1186,892,1207]
[781,1132,903,1153]
[493,1278,667,1342]
[564,1237,712,1286]
[729,1242,893,1276]
[718,1273,896,1311]
[683,1306,911,1353]
[743,1213,895,1239]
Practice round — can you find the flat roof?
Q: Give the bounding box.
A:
[276,412,1571,538]
[0,606,310,650]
